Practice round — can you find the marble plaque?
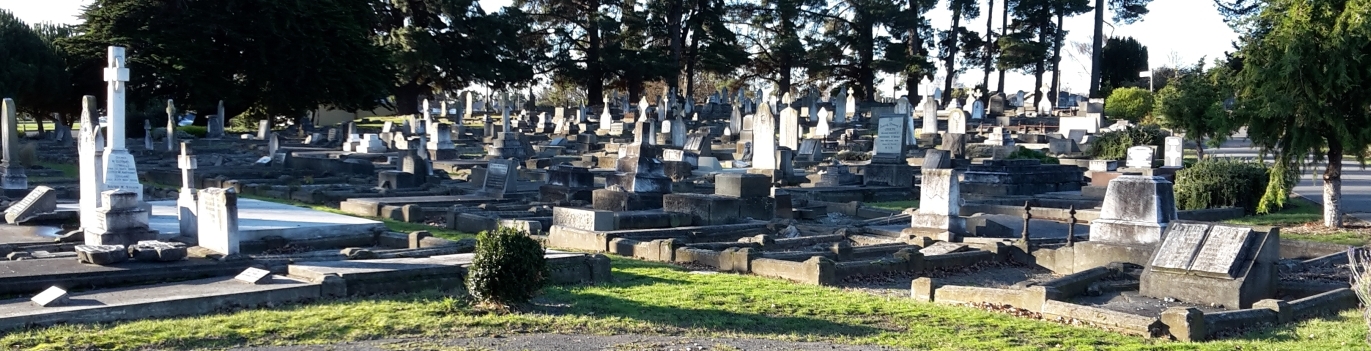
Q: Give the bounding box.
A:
[1190,225,1253,277]
[1150,222,1210,271]
[235,267,272,284]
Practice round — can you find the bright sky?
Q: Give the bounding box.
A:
[3,0,1236,97]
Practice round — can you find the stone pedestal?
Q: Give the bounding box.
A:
[84,190,157,246]
[909,168,965,233]
[863,163,915,187]
[1091,175,1177,245]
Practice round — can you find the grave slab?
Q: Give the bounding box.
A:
[62,198,384,242]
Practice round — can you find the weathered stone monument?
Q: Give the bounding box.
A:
[84,190,157,246]
[197,187,240,255]
[750,103,777,173]
[208,100,226,139]
[101,46,144,202]
[1164,137,1184,168]
[1,98,27,197]
[1091,174,1178,245]
[909,154,964,234]
[1140,221,1279,308]
[1126,145,1155,169]
[865,116,914,187]
[165,99,177,151]
[177,142,198,237]
[480,159,518,199]
[78,96,104,230]
[4,186,56,224]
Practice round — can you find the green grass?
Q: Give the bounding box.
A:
[1283,232,1370,246]
[238,194,475,241]
[1,258,1365,350]
[867,200,919,211]
[1225,200,1323,227]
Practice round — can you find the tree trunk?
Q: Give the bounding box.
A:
[1325,143,1344,228]
[982,0,994,94]
[1032,21,1046,108]
[685,31,700,99]
[1194,138,1205,160]
[858,14,876,102]
[668,0,683,91]
[586,1,604,102]
[1088,0,1104,98]
[997,0,1008,94]
[1049,11,1064,110]
[394,82,423,115]
[907,0,921,98]
[942,9,962,104]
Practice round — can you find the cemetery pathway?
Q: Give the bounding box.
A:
[233,334,896,351]
[1210,131,1371,224]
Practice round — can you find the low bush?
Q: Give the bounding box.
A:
[466,226,548,306]
[1174,158,1270,214]
[836,150,872,161]
[180,125,207,138]
[1006,147,1059,164]
[17,143,36,167]
[1087,124,1166,160]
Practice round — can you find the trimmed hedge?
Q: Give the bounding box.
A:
[466,226,548,305]
[1174,158,1270,215]
[1007,146,1059,164]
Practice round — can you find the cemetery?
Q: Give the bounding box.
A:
[2,0,1370,348]
[0,45,1356,347]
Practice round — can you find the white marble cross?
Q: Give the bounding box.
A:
[104,46,130,150]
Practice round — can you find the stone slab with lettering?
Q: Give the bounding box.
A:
[235,267,272,284]
[101,151,143,202]
[1140,220,1278,309]
[31,286,69,307]
[197,187,240,255]
[482,159,518,199]
[4,185,56,224]
[75,244,129,265]
[552,207,615,231]
[1126,146,1155,169]
[872,116,908,164]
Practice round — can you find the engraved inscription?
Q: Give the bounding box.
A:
[1150,222,1211,271]
[1190,225,1253,277]
[874,116,905,156]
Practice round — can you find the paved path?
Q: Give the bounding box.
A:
[232,334,895,351]
[1207,130,1371,223]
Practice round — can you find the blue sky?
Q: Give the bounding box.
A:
[3,0,1237,97]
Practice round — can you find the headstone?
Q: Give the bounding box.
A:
[100,47,143,202]
[971,100,985,120]
[31,286,69,307]
[552,207,615,231]
[751,103,777,171]
[267,133,280,157]
[947,109,967,134]
[208,100,226,138]
[843,89,856,121]
[143,119,154,150]
[872,116,908,163]
[1164,137,1184,168]
[1091,175,1178,245]
[1140,221,1278,309]
[177,142,198,237]
[985,127,1013,147]
[235,267,272,284]
[798,139,821,162]
[813,108,832,138]
[942,133,966,159]
[911,167,964,233]
[778,106,800,151]
[0,99,26,195]
[256,120,269,140]
[4,186,56,224]
[921,96,938,134]
[670,118,687,147]
[197,187,240,255]
[78,96,105,230]
[482,159,518,199]
[1126,146,1155,169]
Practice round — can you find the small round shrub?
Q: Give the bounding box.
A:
[1007,146,1059,164]
[1104,87,1154,123]
[466,226,548,305]
[1088,124,1166,160]
[180,125,208,138]
[836,150,872,161]
[17,142,36,167]
[1174,158,1270,214]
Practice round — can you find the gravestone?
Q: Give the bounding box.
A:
[143,119,154,150]
[1164,137,1184,168]
[947,108,967,134]
[428,123,457,160]
[872,116,908,163]
[1140,221,1278,309]
[843,89,856,121]
[197,187,240,255]
[78,96,105,230]
[0,98,27,196]
[1048,138,1079,154]
[235,267,272,284]
[1091,174,1178,245]
[813,108,832,138]
[256,120,269,140]
[4,186,56,224]
[207,100,226,138]
[941,133,966,159]
[177,142,198,237]
[989,94,1005,116]
[482,159,518,199]
[1126,146,1155,169]
[911,166,964,233]
[32,286,70,307]
[552,207,615,231]
[267,133,280,157]
[100,46,144,202]
[778,106,800,151]
[164,99,177,150]
[600,96,614,132]
[971,100,985,119]
[985,127,1013,147]
[751,103,778,171]
[85,190,156,246]
[921,95,938,135]
[798,139,821,162]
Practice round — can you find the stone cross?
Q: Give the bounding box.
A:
[0,99,26,195]
[101,46,143,201]
[104,46,130,151]
[209,100,225,138]
[143,119,153,150]
[422,99,432,126]
[501,93,511,133]
[177,142,198,237]
[165,99,177,151]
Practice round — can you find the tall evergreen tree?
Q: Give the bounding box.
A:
[0,10,70,120]
[1086,0,1150,98]
[938,0,980,103]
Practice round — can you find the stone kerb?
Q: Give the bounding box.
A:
[749,256,835,285]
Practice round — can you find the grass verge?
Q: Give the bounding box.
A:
[1224,199,1371,246]
[1,258,1364,350]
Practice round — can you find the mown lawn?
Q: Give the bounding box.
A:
[866,200,919,211]
[1,258,1364,351]
[1224,200,1371,247]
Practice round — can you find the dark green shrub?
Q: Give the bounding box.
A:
[180,125,207,138]
[836,150,872,161]
[466,226,548,305]
[1006,146,1059,164]
[1174,158,1270,214]
[1088,124,1167,160]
